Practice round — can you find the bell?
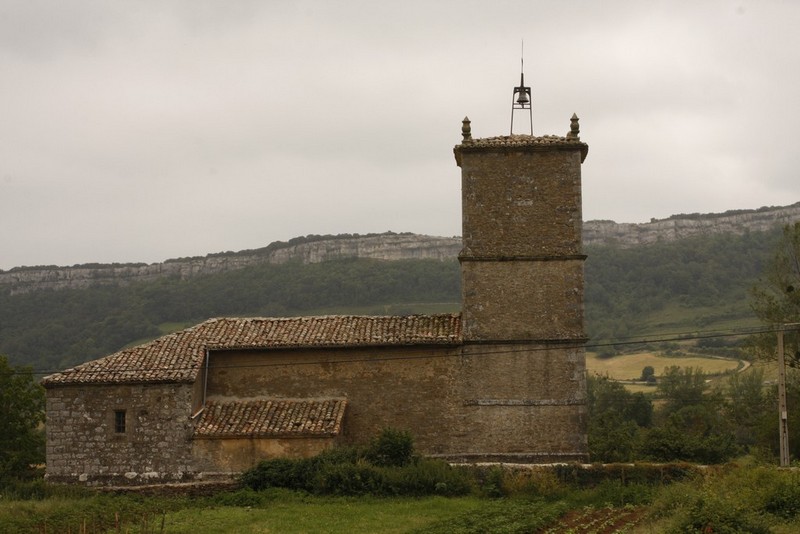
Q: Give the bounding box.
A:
[516,89,530,105]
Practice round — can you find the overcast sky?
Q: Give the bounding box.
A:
[1,1,798,270]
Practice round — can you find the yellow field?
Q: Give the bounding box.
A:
[586,351,742,381]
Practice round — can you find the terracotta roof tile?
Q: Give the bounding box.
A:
[454,134,589,163]
[42,314,462,387]
[194,398,347,438]
[456,134,586,149]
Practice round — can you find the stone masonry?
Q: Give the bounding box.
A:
[43,115,591,484]
[45,383,196,485]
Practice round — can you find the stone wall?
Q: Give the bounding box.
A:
[45,382,198,486]
[453,343,588,462]
[459,150,583,258]
[205,346,463,455]
[460,259,585,342]
[203,342,587,462]
[193,436,339,473]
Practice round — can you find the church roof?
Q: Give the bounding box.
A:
[194,398,347,439]
[41,314,462,387]
[454,133,589,164]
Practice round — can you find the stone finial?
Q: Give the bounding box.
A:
[461,116,472,142]
[567,113,580,140]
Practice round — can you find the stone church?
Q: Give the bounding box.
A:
[43,111,590,486]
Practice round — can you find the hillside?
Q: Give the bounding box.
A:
[0,233,461,296]
[1,203,798,295]
[1,203,798,373]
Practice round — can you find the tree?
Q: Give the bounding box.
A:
[638,403,738,464]
[640,365,656,383]
[750,222,800,363]
[0,355,45,481]
[586,375,653,462]
[726,367,769,449]
[638,365,738,463]
[656,366,709,415]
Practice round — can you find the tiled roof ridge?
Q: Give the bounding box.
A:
[42,313,463,386]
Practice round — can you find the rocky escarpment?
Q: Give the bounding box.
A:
[3,203,799,295]
[0,233,461,295]
[583,202,800,248]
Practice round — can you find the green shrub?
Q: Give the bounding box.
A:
[383,459,473,497]
[240,430,471,497]
[316,462,385,496]
[480,466,506,498]
[764,474,800,519]
[314,444,363,465]
[673,492,771,534]
[239,457,317,492]
[365,428,414,467]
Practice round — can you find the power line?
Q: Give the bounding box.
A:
[4,322,792,379]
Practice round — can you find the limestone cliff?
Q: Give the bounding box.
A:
[583,202,800,247]
[0,234,461,295]
[3,203,799,295]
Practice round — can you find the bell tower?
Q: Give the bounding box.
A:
[452,110,589,462]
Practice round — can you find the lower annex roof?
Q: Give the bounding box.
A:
[41,314,462,387]
[194,398,347,439]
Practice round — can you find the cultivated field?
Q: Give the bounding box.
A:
[585,351,743,381]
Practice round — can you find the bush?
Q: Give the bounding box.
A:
[365,428,414,467]
[647,465,800,532]
[674,492,771,534]
[316,462,385,496]
[393,459,473,496]
[764,474,800,519]
[240,429,472,497]
[239,457,317,492]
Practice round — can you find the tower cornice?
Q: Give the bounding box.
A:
[454,134,588,166]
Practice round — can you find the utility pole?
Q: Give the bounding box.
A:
[777,325,790,466]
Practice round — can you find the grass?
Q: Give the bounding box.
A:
[150,495,486,534]
[6,464,800,533]
[586,351,741,381]
[633,300,758,337]
[0,489,559,534]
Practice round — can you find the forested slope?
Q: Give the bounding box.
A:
[585,228,778,343]
[0,258,460,372]
[0,226,785,374]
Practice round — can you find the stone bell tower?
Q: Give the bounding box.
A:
[452,114,589,462]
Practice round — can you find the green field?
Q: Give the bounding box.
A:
[586,351,743,381]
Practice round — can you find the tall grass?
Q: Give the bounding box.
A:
[645,463,800,532]
[7,461,800,533]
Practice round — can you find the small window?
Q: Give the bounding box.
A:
[114,410,127,433]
